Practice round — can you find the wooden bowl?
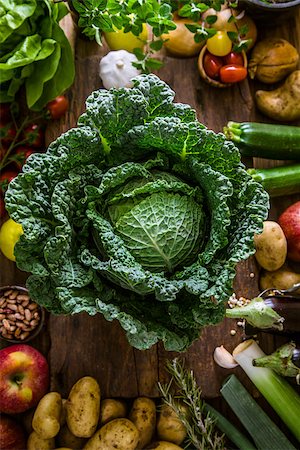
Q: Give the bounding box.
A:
[198,45,248,88]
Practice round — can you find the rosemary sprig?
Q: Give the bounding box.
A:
[158,358,225,450]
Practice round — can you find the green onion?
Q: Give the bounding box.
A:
[221,374,296,450]
[205,404,256,450]
[233,339,300,443]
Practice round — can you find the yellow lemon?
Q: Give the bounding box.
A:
[104,23,148,52]
[0,218,23,261]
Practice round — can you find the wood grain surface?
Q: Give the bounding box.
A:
[1,10,300,400]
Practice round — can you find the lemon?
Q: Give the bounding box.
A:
[0,218,23,261]
[104,23,148,52]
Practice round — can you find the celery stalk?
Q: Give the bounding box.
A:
[233,339,300,443]
[221,374,296,450]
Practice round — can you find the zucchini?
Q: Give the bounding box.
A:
[224,121,300,160]
[248,164,300,197]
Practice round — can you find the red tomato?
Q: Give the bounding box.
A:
[223,52,244,66]
[0,103,12,123]
[14,146,36,168]
[0,168,19,193]
[23,124,44,148]
[203,52,223,79]
[47,95,69,119]
[0,195,6,219]
[219,64,248,83]
[0,123,16,145]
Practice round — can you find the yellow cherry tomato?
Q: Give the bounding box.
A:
[0,218,23,261]
[206,30,232,57]
[104,23,148,52]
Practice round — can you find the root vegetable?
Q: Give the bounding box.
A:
[254,221,287,271]
[259,264,300,291]
[157,404,187,445]
[129,397,156,449]
[255,70,300,122]
[249,38,299,83]
[100,399,127,425]
[32,392,62,439]
[161,14,204,57]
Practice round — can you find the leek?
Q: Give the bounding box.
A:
[221,374,296,450]
[233,339,300,443]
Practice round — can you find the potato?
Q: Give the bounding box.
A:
[100,398,127,425]
[66,376,100,438]
[27,431,55,450]
[32,392,62,439]
[255,70,300,122]
[157,404,187,445]
[56,424,87,449]
[129,397,156,449]
[83,418,139,450]
[145,442,184,450]
[254,221,287,271]
[260,263,300,291]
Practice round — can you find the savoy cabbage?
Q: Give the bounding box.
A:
[5,75,269,351]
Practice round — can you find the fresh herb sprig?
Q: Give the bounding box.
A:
[158,358,225,449]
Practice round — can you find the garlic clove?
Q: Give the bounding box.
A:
[214,345,239,369]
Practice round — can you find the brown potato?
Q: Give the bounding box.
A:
[27,431,55,450]
[100,398,127,425]
[145,442,184,450]
[66,376,101,438]
[157,404,187,445]
[83,418,139,450]
[260,263,300,291]
[129,397,156,449]
[255,70,300,122]
[32,392,62,439]
[56,424,88,449]
[254,221,287,271]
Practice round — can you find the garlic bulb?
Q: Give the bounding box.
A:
[99,50,141,90]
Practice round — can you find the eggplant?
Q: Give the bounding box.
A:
[226,295,300,334]
[253,342,300,382]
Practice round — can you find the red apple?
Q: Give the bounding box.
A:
[279,201,300,262]
[0,414,27,450]
[0,344,49,414]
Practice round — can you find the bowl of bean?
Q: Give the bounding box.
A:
[0,286,45,343]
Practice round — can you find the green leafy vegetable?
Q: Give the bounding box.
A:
[5,75,269,351]
[0,0,74,109]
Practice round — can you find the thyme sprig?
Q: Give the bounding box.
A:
[158,358,225,450]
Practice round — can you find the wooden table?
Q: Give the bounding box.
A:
[1,9,300,406]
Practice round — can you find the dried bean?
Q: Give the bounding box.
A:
[7,314,16,321]
[7,304,17,311]
[9,291,18,300]
[21,299,29,307]
[18,304,24,315]
[24,309,31,321]
[14,313,24,320]
[0,298,6,307]
[16,321,26,330]
[3,319,11,330]
[17,294,29,302]
[0,314,5,320]
[20,332,30,340]
[28,303,38,311]
[4,289,13,296]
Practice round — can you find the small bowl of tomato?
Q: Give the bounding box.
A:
[198,45,248,88]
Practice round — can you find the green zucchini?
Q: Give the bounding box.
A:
[248,164,300,197]
[224,121,300,160]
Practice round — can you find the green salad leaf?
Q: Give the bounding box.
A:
[5,75,269,351]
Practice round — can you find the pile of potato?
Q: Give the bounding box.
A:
[25,376,187,450]
[254,220,300,291]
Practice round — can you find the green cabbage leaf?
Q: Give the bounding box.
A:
[5,75,269,351]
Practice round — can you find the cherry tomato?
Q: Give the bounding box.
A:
[219,64,248,83]
[47,95,69,120]
[206,31,232,57]
[0,168,19,193]
[14,146,36,169]
[0,195,6,219]
[0,123,16,145]
[223,52,244,66]
[0,103,12,123]
[203,52,223,79]
[22,124,44,148]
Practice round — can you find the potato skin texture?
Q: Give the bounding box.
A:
[260,263,300,291]
[83,418,139,450]
[145,442,184,449]
[157,404,187,445]
[57,424,88,449]
[254,221,287,271]
[66,376,100,438]
[27,431,55,450]
[100,398,127,425]
[129,397,156,449]
[32,392,62,439]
